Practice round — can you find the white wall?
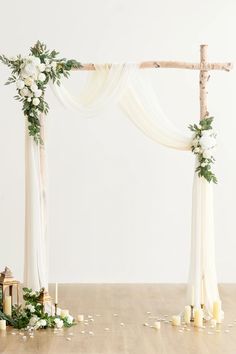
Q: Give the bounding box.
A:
[0,0,236,283]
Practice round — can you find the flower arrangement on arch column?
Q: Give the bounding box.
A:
[189,116,217,183]
[0,41,82,143]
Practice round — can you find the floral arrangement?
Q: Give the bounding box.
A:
[0,287,75,330]
[189,117,217,183]
[0,41,82,143]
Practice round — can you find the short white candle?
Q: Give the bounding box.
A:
[213,300,221,323]
[184,305,191,324]
[77,314,84,322]
[172,315,181,326]
[55,283,58,304]
[3,296,12,317]
[194,308,203,327]
[60,309,69,318]
[0,320,6,330]
[153,321,161,330]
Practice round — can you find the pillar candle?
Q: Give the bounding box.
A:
[184,305,191,324]
[0,320,6,330]
[172,315,181,326]
[55,283,58,304]
[77,314,84,322]
[213,300,221,323]
[60,309,69,318]
[153,321,161,330]
[194,308,203,327]
[3,296,12,317]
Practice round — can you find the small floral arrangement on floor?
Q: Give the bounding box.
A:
[0,287,75,330]
[0,41,82,143]
[189,117,217,183]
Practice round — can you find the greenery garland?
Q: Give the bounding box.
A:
[0,41,82,143]
[0,287,75,330]
[189,117,217,183]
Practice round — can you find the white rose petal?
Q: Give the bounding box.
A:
[16,80,25,89]
[33,98,40,106]
[38,73,46,82]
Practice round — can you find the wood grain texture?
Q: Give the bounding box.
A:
[1,284,236,354]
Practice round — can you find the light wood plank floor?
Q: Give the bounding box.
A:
[1,284,236,354]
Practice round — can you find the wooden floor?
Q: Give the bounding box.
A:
[1,284,236,354]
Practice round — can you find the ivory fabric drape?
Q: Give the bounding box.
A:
[24,115,48,290]
[25,63,219,314]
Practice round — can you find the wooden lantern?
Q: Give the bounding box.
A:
[0,267,20,309]
[38,287,51,312]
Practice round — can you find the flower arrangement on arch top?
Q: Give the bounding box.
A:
[189,116,217,184]
[0,40,82,143]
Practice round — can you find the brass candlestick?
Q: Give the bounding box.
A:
[190,305,194,322]
[55,303,58,316]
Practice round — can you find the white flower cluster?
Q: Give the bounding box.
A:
[15,56,56,106]
[29,315,47,329]
[192,129,217,162]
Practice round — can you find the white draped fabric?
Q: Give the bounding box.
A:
[24,115,48,290]
[25,63,219,314]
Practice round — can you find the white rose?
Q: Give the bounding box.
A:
[199,135,216,150]
[201,162,207,167]
[54,318,64,329]
[27,97,32,102]
[16,80,25,89]
[20,87,30,97]
[38,73,46,82]
[29,315,39,327]
[26,304,35,313]
[24,77,33,86]
[66,315,73,324]
[203,150,213,159]
[38,63,46,72]
[194,147,200,153]
[39,319,47,327]
[32,56,41,66]
[34,89,42,98]
[45,58,50,65]
[30,83,38,92]
[23,63,38,77]
[33,98,40,106]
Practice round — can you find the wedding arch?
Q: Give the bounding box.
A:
[0,42,233,316]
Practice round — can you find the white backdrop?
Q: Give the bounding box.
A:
[0,0,236,283]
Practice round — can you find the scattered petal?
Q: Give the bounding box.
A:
[104,328,110,331]
[120,323,125,326]
[66,337,72,341]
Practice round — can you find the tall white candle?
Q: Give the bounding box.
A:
[55,283,58,304]
[3,296,12,317]
[0,320,6,330]
[191,286,194,306]
[184,305,191,324]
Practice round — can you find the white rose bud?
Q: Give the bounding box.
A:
[34,89,42,98]
[39,63,46,72]
[16,80,25,89]
[38,73,46,82]
[30,83,38,92]
[33,98,40,106]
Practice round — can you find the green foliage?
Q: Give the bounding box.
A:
[0,287,75,330]
[189,117,217,184]
[0,41,82,143]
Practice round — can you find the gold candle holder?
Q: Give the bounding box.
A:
[190,305,194,322]
[55,303,58,316]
